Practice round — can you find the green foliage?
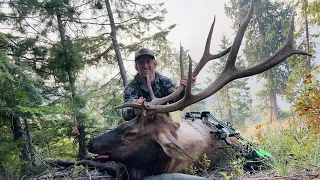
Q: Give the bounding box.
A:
[0,51,43,109]
[72,165,85,178]
[254,118,320,176]
[253,72,320,174]
[0,120,22,179]
[0,0,186,178]
[255,123,297,175]
[309,0,320,26]
[17,105,70,129]
[198,153,211,172]
[281,0,317,103]
[284,55,308,103]
[46,38,84,85]
[294,73,320,131]
[220,172,231,180]
[184,164,198,175]
[229,158,245,178]
[217,147,246,179]
[279,110,293,120]
[184,153,211,175]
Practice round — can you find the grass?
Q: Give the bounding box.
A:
[241,118,320,177]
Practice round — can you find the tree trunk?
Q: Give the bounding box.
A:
[304,0,311,73]
[23,118,36,166]
[269,90,278,123]
[105,0,128,87]
[56,10,87,159]
[77,123,87,160]
[266,72,279,123]
[11,115,29,161]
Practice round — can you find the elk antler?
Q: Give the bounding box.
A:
[115,1,311,114]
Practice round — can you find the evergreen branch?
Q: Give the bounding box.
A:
[22,19,56,44]
[13,6,56,45]
[63,19,111,26]
[66,21,78,38]
[62,17,140,26]
[78,13,109,21]
[89,72,120,94]
[73,0,94,9]
[0,14,42,19]
[6,53,44,61]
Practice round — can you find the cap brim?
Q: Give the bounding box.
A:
[135,54,155,61]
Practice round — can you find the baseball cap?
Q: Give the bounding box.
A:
[135,48,155,61]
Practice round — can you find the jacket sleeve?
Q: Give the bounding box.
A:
[122,85,138,121]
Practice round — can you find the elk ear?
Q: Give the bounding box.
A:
[157,133,193,161]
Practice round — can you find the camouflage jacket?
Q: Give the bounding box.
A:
[122,72,183,121]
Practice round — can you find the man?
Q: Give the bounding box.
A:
[122,48,196,121]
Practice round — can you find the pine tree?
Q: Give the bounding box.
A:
[225,0,293,123]
[1,0,176,163]
[0,41,44,177]
[282,0,317,104]
[206,35,252,127]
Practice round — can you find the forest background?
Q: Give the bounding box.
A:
[0,0,319,179]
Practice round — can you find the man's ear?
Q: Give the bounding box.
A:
[153,60,157,67]
[156,133,193,161]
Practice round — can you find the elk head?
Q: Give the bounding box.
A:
[88,0,310,171]
[87,113,190,171]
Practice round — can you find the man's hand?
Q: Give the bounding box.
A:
[132,97,145,115]
[132,97,145,104]
[180,77,196,88]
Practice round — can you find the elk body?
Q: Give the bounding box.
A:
[88,113,233,179]
[87,1,310,180]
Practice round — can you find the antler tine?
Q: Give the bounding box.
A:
[146,75,156,100]
[143,0,310,114]
[114,74,155,110]
[146,14,232,107]
[224,0,254,71]
[193,16,232,77]
[184,55,193,99]
[235,15,312,79]
[285,16,311,56]
[180,44,185,78]
[145,55,194,112]
[146,45,187,106]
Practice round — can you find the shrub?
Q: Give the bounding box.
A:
[294,74,320,133]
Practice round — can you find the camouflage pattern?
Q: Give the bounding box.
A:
[122,71,182,121]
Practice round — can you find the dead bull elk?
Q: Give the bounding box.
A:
[87,1,310,179]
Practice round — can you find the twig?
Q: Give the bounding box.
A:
[73,175,113,180]
[85,166,92,180]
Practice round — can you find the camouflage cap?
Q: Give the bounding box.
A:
[135,48,155,61]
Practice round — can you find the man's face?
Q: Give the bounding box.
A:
[135,55,157,79]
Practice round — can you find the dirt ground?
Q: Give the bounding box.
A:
[204,166,320,180]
